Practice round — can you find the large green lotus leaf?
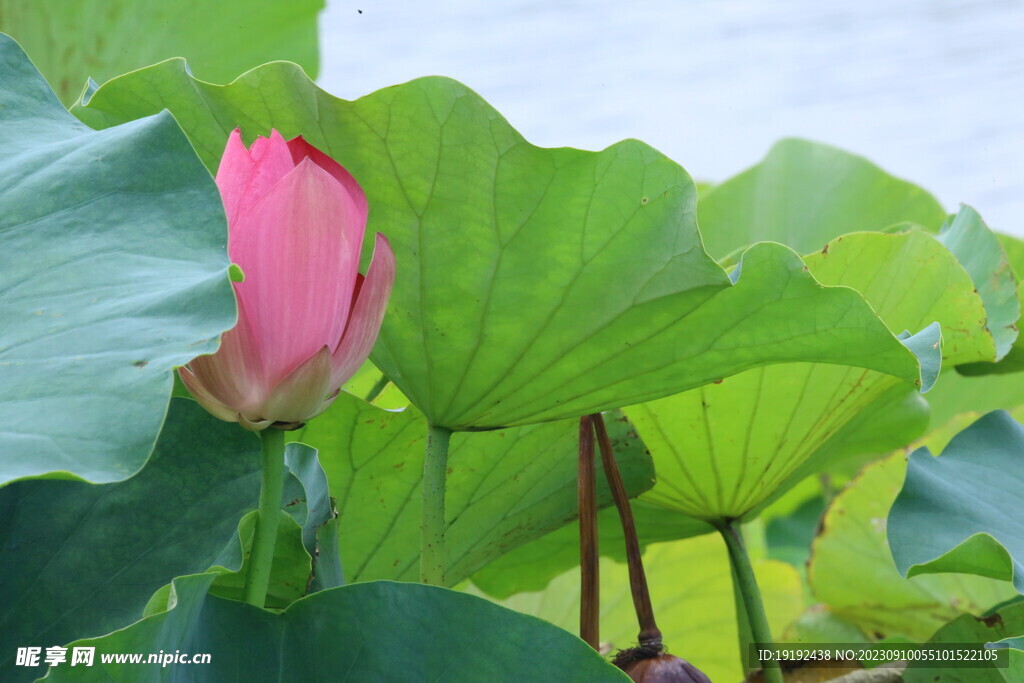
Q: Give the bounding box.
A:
[0,35,234,486]
[808,450,1016,642]
[623,221,1019,520]
[43,575,627,682]
[781,384,930,484]
[759,208,1017,509]
[698,138,947,259]
[473,533,802,683]
[889,410,1024,594]
[74,60,935,430]
[293,392,654,586]
[0,400,261,680]
[902,602,1024,683]
[0,1,321,105]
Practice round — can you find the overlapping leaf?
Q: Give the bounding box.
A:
[0,1,322,104]
[624,214,1018,521]
[294,392,654,587]
[204,443,343,607]
[75,60,936,430]
[698,137,947,259]
[808,449,1016,641]
[0,400,261,681]
[0,35,235,486]
[0,398,342,681]
[44,576,627,682]
[889,410,1024,594]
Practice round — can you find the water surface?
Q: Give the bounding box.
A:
[319,0,1023,235]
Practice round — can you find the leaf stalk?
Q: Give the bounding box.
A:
[717,519,783,683]
[420,423,453,585]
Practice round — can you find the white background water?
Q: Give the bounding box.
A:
[319,0,1023,236]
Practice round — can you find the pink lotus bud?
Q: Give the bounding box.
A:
[179,129,395,431]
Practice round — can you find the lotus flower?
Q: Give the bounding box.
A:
[180,129,395,431]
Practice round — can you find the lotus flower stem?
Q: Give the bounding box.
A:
[243,428,287,608]
[420,424,453,585]
[578,415,600,649]
[716,519,783,683]
[590,413,661,648]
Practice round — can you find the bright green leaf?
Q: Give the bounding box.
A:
[698,137,947,259]
[0,2,321,105]
[0,34,235,486]
[294,393,655,587]
[927,370,1024,430]
[626,219,1014,521]
[74,60,935,430]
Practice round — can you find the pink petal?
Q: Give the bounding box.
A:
[237,414,273,432]
[185,294,268,412]
[331,233,396,386]
[287,136,369,223]
[231,159,366,388]
[216,130,297,227]
[178,366,239,424]
[256,346,334,424]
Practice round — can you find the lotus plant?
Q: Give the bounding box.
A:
[180,129,395,607]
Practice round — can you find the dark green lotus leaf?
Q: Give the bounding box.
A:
[0,1,321,104]
[0,400,260,681]
[889,410,1024,594]
[625,214,1019,521]
[809,450,1015,642]
[293,392,654,587]
[282,443,343,588]
[903,601,1024,682]
[43,576,628,682]
[75,60,934,430]
[0,35,235,486]
[698,137,947,259]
